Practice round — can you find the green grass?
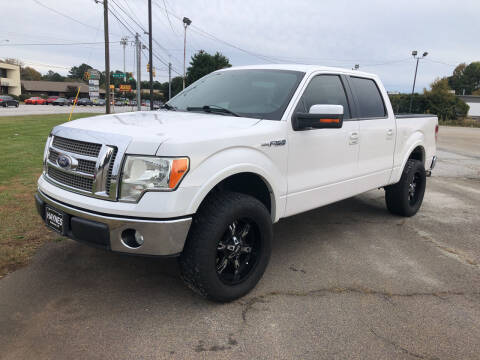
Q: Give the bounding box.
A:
[0,113,100,277]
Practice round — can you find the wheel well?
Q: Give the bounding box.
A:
[208,172,272,214]
[408,146,425,165]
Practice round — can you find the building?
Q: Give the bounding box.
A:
[21,80,105,98]
[458,95,480,119]
[0,63,21,96]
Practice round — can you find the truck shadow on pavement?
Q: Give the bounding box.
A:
[29,191,389,303]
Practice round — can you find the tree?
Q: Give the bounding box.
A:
[185,50,231,86]
[448,62,480,95]
[68,63,92,80]
[1,58,23,66]
[21,67,42,81]
[42,70,65,82]
[65,86,79,99]
[424,77,469,120]
[170,76,184,98]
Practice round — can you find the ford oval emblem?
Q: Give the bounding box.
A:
[57,154,72,169]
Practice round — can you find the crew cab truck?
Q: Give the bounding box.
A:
[35,65,438,302]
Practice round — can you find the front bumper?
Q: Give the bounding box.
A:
[35,191,192,256]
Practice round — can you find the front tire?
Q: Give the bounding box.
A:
[180,191,272,302]
[385,159,426,217]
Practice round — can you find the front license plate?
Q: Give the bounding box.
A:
[45,206,65,234]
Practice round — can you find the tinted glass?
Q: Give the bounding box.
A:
[168,69,305,120]
[349,77,386,118]
[295,75,351,119]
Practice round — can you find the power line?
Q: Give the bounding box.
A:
[0,41,116,46]
[32,0,119,37]
[119,0,145,31]
[110,0,182,72]
[161,0,178,36]
[107,1,183,76]
[111,0,147,33]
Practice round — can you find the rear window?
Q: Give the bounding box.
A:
[349,77,386,118]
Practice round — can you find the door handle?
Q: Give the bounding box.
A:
[386,129,394,136]
[349,131,359,145]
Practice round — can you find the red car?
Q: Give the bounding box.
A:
[46,96,59,104]
[25,97,47,105]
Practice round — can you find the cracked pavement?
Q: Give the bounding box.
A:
[1,126,480,359]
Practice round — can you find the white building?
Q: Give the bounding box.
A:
[458,95,480,119]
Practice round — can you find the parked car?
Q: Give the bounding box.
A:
[35,65,438,302]
[52,97,69,106]
[67,97,78,105]
[46,96,59,104]
[94,99,106,106]
[25,97,47,105]
[0,95,19,107]
[76,98,93,106]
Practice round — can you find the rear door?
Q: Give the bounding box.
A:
[346,76,395,187]
[285,73,360,217]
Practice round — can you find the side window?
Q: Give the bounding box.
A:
[349,77,386,118]
[295,75,351,119]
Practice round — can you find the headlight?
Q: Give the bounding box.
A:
[120,156,189,202]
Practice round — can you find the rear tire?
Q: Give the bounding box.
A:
[179,191,272,302]
[385,159,426,217]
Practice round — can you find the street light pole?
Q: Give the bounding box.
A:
[148,0,154,111]
[135,33,141,111]
[103,0,110,114]
[409,50,428,113]
[120,37,128,83]
[168,62,172,100]
[182,17,192,90]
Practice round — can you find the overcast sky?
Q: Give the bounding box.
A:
[1,0,479,92]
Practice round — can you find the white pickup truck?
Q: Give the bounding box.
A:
[36,65,438,301]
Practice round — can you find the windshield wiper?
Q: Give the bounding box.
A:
[186,105,240,117]
[161,103,177,111]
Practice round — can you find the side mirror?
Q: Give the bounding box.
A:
[292,104,344,130]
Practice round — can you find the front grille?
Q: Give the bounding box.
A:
[48,167,93,192]
[48,149,96,175]
[77,159,96,174]
[52,136,102,157]
[105,148,118,195]
[48,150,59,163]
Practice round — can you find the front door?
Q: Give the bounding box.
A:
[285,74,360,217]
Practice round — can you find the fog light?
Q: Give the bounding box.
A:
[121,229,144,248]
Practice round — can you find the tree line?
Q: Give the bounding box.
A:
[389,61,479,120]
[1,50,231,101]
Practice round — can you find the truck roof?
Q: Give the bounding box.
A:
[218,64,377,78]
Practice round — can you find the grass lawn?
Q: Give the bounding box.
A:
[0,113,99,278]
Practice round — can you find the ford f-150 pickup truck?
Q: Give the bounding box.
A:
[35,65,438,302]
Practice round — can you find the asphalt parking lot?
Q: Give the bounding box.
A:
[1,126,479,359]
[0,104,149,116]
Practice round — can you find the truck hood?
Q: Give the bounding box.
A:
[56,110,261,154]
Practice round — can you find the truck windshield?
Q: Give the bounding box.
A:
[166,69,305,120]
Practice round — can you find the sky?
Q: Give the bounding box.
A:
[1,0,479,92]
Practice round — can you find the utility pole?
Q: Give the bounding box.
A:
[120,37,128,83]
[135,33,141,111]
[148,0,154,110]
[103,0,110,114]
[182,17,192,89]
[168,62,172,100]
[409,50,428,113]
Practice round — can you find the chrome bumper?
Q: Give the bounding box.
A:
[36,190,192,256]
